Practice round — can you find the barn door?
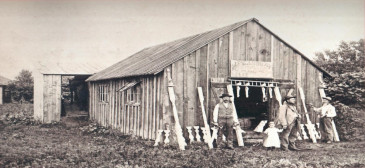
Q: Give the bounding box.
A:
[98,84,110,127]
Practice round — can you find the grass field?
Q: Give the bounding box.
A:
[0,104,364,167]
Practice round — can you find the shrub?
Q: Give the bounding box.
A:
[332,102,365,141]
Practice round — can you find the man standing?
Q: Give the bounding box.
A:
[310,97,336,143]
[275,95,302,151]
[212,93,239,149]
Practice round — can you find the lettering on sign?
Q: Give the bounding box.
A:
[231,60,273,78]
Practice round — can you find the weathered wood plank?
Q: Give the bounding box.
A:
[172,59,184,131]
[301,59,307,123]
[136,83,141,137]
[55,75,61,122]
[264,28,272,62]
[287,48,293,80]
[208,40,219,78]
[257,25,266,62]
[144,79,147,138]
[162,67,172,130]
[111,81,115,128]
[229,32,233,77]
[232,27,240,60]
[43,75,50,123]
[273,37,280,79]
[295,53,302,110]
[218,35,229,78]
[240,24,247,60]
[199,46,209,117]
[156,74,161,131]
[279,42,285,80]
[246,21,258,61]
[207,40,219,122]
[183,56,189,132]
[187,52,197,127]
[140,79,144,136]
[283,45,290,80]
[149,77,153,139]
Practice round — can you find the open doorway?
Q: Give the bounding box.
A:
[61,75,90,118]
[233,86,269,130]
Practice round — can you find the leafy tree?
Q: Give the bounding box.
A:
[314,39,364,75]
[314,39,365,141]
[314,39,364,108]
[8,70,34,103]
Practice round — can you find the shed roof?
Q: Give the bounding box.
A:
[0,75,11,86]
[87,18,330,82]
[37,62,107,76]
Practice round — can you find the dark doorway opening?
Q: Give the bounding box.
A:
[233,86,269,130]
[61,75,90,118]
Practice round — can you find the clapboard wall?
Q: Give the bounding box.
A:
[88,19,327,140]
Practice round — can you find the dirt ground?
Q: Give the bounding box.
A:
[1,116,364,168]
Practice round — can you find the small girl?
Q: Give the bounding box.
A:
[263,121,281,150]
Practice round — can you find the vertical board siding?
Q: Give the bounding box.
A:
[162,67,172,131]
[246,21,258,61]
[198,46,209,123]
[173,58,185,128]
[42,75,61,123]
[196,49,203,127]
[87,20,328,140]
[257,25,271,62]
[208,40,219,122]
[240,24,247,60]
[218,35,230,78]
[187,52,197,127]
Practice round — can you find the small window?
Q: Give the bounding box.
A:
[99,84,109,102]
[127,86,140,105]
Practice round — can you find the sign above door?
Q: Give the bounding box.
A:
[230,60,273,79]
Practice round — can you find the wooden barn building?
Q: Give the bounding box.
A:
[86,18,331,140]
[33,63,106,123]
[0,75,11,104]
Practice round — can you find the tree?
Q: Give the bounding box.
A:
[8,69,34,103]
[314,39,365,140]
[313,39,365,108]
[314,39,364,75]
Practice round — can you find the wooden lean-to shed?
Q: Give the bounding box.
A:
[86,18,331,140]
[0,75,11,104]
[33,63,106,123]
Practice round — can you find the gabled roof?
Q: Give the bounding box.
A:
[0,75,11,86]
[86,19,252,82]
[87,18,331,82]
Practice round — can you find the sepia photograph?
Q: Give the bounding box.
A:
[0,0,364,167]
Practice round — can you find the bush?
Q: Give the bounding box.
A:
[0,103,37,125]
[325,71,365,109]
[332,102,365,141]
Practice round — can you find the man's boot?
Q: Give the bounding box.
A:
[289,142,302,151]
[227,140,234,150]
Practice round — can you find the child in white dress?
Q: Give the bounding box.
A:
[263,121,281,150]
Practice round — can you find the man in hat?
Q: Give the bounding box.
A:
[212,93,239,149]
[275,95,302,151]
[310,97,336,143]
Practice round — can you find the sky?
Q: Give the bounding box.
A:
[0,0,364,79]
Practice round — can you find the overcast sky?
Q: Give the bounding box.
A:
[0,0,364,79]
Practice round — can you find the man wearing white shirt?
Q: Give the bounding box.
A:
[311,97,337,144]
[212,93,239,149]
